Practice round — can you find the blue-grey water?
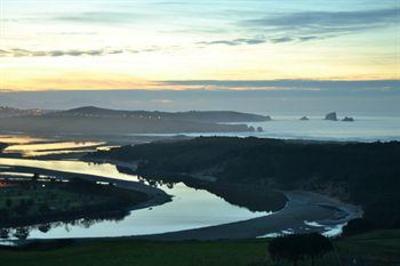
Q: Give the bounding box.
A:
[246,115,400,142]
[128,115,400,142]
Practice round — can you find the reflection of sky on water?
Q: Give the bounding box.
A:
[4,141,105,157]
[26,182,269,239]
[0,158,268,239]
[0,135,48,144]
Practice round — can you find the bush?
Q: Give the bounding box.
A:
[268,233,333,266]
[342,218,375,236]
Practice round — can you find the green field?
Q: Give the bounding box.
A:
[1,230,399,266]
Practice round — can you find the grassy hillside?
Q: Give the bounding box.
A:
[1,230,399,266]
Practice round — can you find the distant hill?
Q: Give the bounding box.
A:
[49,106,270,123]
[0,106,268,135]
[0,106,49,118]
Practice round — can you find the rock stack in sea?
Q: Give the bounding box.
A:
[342,117,355,122]
[324,112,355,122]
[325,112,338,121]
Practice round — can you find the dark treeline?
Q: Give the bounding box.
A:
[89,137,400,229]
[0,143,7,152]
[269,233,333,266]
[117,166,286,212]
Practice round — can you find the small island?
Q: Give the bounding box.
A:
[300,116,309,121]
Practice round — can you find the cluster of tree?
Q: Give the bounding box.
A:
[0,210,129,240]
[0,178,148,228]
[88,137,400,230]
[0,143,7,152]
[268,233,333,266]
[342,218,375,236]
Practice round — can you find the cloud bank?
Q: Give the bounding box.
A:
[161,79,400,92]
[241,8,399,41]
[0,47,167,58]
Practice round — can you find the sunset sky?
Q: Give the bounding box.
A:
[0,0,399,91]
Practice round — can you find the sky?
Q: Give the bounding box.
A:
[0,0,399,92]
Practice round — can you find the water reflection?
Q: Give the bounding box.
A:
[4,141,105,157]
[0,158,269,239]
[0,135,48,145]
[1,211,130,240]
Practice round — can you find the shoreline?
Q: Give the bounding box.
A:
[0,161,362,242]
[3,188,362,243]
[123,190,362,241]
[0,166,172,230]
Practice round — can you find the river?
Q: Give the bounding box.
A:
[0,157,270,239]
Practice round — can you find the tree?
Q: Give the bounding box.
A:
[268,234,305,266]
[268,233,333,266]
[13,227,30,240]
[5,198,12,208]
[38,224,51,233]
[342,218,374,236]
[0,228,10,239]
[303,233,333,266]
[32,172,40,182]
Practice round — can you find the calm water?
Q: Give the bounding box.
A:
[0,158,269,239]
[246,115,400,142]
[128,115,400,142]
[4,141,105,157]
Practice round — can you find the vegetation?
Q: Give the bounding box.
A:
[0,142,7,152]
[0,176,148,229]
[88,137,400,230]
[0,107,269,135]
[56,106,270,123]
[268,233,333,266]
[0,230,399,266]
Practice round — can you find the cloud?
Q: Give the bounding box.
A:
[0,47,167,58]
[0,48,122,57]
[54,12,139,24]
[160,79,400,93]
[197,37,267,46]
[197,34,328,47]
[241,8,399,40]
[270,37,293,43]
